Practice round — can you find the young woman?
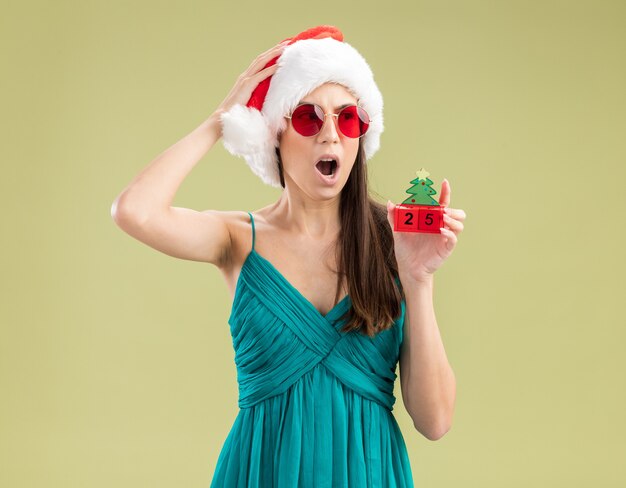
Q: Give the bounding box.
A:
[112,25,465,488]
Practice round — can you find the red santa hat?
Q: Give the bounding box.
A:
[219,25,384,188]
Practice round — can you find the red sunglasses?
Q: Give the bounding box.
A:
[285,103,370,138]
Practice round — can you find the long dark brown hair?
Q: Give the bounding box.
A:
[275,140,405,337]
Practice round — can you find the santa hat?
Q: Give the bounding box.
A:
[219,25,384,188]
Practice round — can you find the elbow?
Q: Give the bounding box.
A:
[111,196,131,229]
[424,372,457,441]
[419,419,453,441]
[411,401,456,441]
[110,196,124,224]
[110,193,147,230]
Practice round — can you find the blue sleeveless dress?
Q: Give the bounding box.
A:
[210,212,414,487]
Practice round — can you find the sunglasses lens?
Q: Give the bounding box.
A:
[290,104,370,138]
[291,104,324,136]
[338,105,370,138]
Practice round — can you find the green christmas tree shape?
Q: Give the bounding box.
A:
[401,168,439,206]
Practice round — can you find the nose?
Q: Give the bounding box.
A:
[316,113,340,143]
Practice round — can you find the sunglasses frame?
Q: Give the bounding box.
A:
[284,102,370,139]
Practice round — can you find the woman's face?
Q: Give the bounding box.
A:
[277,83,360,198]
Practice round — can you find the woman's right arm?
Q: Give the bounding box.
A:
[111,40,289,267]
[110,111,232,266]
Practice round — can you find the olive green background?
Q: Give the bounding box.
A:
[2,0,624,486]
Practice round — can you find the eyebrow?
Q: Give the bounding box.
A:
[298,101,355,110]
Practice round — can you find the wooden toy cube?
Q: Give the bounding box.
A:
[394,204,443,233]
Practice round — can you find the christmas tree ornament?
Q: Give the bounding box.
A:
[393,168,444,233]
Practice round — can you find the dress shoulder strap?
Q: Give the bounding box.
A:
[246,211,256,252]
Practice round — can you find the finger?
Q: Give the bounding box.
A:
[440,227,457,250]
[250,62,279,80]
[261,40,290,56]
[245,56,279,81]
[245,43,288,75]
[443,207,467,221]
[443,213,464,233]
[438,178,451,208]
[253,64,280,85]
[254,45,286,67]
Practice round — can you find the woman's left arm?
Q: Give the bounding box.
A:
[385,179,466,441]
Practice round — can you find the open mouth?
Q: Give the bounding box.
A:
[315,159,338,177]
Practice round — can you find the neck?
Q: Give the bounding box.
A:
[270,192,342,239]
